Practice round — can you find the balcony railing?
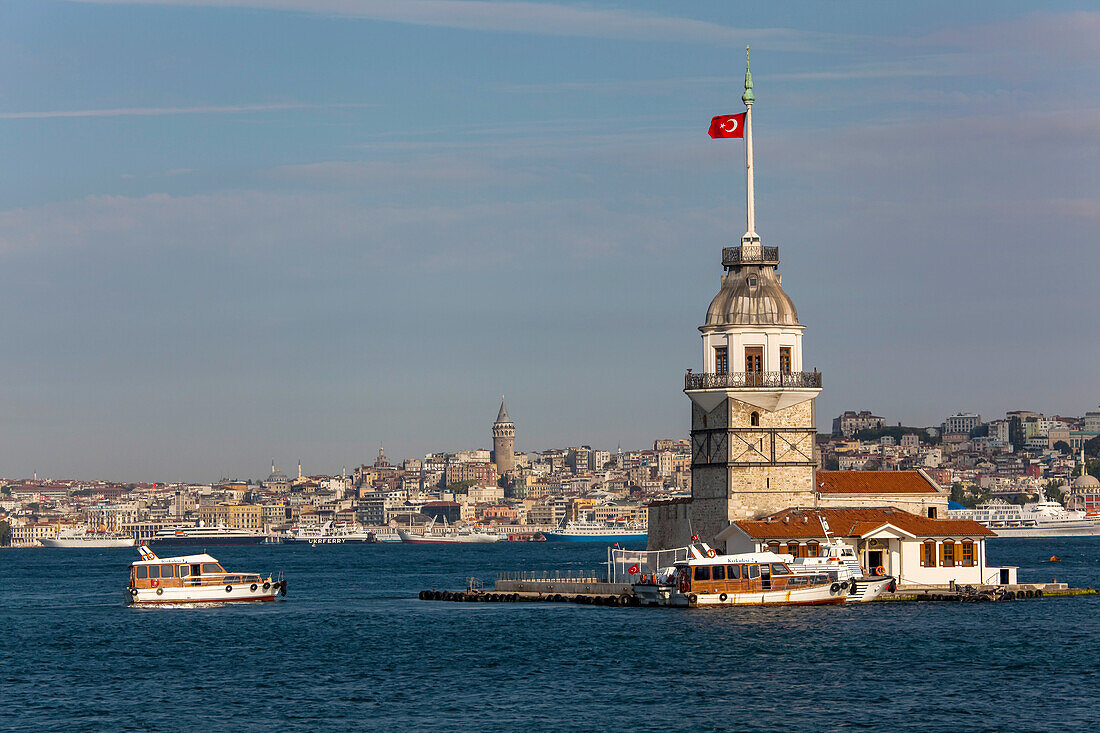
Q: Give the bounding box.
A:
[722,245,780,267]
[685,370,822,390]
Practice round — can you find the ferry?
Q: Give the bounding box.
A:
[949,491,1100,537]
[634,544,849,608]
[41,527,135,548]
[542,519,647,543]
[148,524,268,547]
[282,521,376,545]
[397,526,504,544]
[127,545,286,604]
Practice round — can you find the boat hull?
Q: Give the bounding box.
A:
[671,584,847,607]
[397,530,501,543]
[148,535,267,547]
[282,537,375,545]
[128,586,280,604]
[41,538,135,548]
[541,532,647,543]
[990,523,1100,538]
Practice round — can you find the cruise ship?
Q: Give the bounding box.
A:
[148,525,268,547]
[542,520,647,543]
[949,492,1100,537]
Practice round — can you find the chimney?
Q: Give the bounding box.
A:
[783,516,790,524]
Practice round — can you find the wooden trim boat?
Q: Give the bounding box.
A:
[126,545,286,605]
[634,544,848,607]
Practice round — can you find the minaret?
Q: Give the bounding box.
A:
[653,48,823,549]
[297,460,302,480]
[492,396,516,475]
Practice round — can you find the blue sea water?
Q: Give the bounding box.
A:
[2,538,1099,732]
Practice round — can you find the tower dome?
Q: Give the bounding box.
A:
[705,254,799,327]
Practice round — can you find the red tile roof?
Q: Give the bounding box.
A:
[731,507,993,539]
[816,470,940,495]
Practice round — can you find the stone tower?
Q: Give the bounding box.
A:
[649,48,821,550]
[491,397,515,474]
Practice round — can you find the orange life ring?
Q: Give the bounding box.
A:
[875,566,886,576]
[706,548,717,558]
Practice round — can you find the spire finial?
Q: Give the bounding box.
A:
[742,45,754,106]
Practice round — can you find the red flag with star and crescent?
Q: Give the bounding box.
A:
[628,564,640,575]
[708,113,745,138]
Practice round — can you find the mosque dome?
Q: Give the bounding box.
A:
[705,264,800,328]
[1072,471,1100,491]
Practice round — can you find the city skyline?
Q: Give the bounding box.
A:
[3,2,1099,479]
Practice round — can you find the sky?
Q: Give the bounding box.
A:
[1,1,1099,482]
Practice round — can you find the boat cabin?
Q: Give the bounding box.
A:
[673,553,830,596]
[130,552,262,590]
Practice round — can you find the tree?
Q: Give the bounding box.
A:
[1045,480,1066,504]
[0,520,10,547]
[969,423,989,439]
[1086,435,1100,458]
[1053,441,1072,455]
[446,480,476,494]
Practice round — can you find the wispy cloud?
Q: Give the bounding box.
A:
[64,0,838,49]
[0,102,371,120]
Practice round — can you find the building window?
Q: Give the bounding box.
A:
[779,347,791,374]
[927,507,937,519]
[806,541,820,557]
[750,411,760,427]
[786,541,799,557]
[714,347,728,374]
[766,541,781,553]
[942,540,955,567]
[921,541,936,567]
[745,347,763,374]
[961,541,974,567]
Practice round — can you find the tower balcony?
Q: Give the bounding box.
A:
[723,244,779,267]
[685,370,822,390]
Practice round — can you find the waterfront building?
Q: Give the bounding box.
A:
[491,398,516,475]
[717,507,1017,587]
[649,51,821,548]
[943,413,982,436]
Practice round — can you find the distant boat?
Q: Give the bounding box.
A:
[148,525,267,547]
[542,520,647,543]
[127,545,285,605]
[397,527,504,544]
[949,491,1100,537]
[281,521,376,545]
[41,527,135,548]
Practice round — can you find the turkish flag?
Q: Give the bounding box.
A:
[708,113,745,138]
[628,564,640,575]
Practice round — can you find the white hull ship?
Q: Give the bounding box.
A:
[282,521,376,545]
[949,492,1100,538]
[148,524,268,547]
[397,527,504,544]
[41,527,135,548]
[542,520,647,543]
[127,545,286,604]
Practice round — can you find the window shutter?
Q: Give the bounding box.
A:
[938,542,944,566]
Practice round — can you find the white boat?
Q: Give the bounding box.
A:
[41,527,135,548]
[127,545,286,605]
[397,526,504,544]
[787,542,895,603]
[634,544,848,608]
[282,521,376,545]
[542,519,647,543]
[148,524,267,547]
[949,491,1100,537]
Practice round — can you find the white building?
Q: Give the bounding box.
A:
[717,507,1016,587]
[943,413,981,435]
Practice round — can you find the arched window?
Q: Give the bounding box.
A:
[921,540,937,567]
[766,541,781,554]
[806,541,820,558]
[750,411,760,427]
[786,541,800,557]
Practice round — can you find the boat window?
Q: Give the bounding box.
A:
[728,564,741,580]
[135,566,148,579]
[770,563,789,576]
[693,566,711,581]
[147,565,160,579]
[712,565,726,580]
[201,563,223,575]
[747,564,761,579]
[178,565,190,578]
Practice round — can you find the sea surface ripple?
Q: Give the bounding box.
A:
[2,538,1099,732]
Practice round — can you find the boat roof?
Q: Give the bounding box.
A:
[676,550,791,566]
[131,552,218,565]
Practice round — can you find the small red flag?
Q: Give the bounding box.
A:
[691,534,700,541]
[628,564,640,575]
[708,113,745,138]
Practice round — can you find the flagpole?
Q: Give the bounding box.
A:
[742,45,756,243]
